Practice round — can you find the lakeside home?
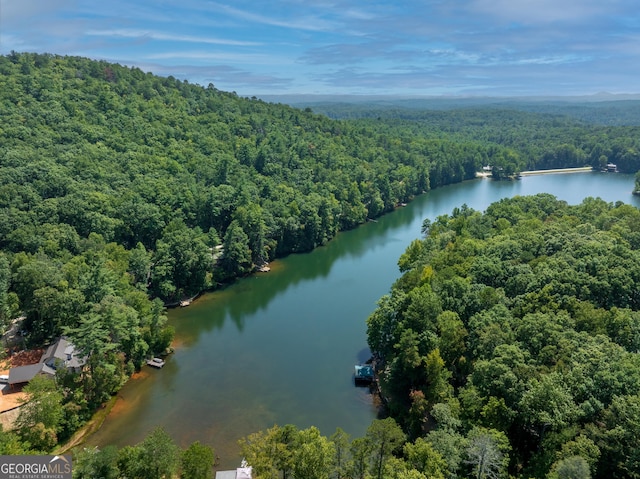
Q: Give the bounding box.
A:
[216,460,252,479]
[7,337,86,387]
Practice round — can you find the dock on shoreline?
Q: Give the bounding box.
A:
[518,166,593,176]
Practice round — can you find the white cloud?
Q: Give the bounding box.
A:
[146,51,288,65]
[86,29,262,47]
[205,2,338,32]
[1,0,75,24]
[1,0,638,95]
[0,32,33,51]
[470,0,623,24]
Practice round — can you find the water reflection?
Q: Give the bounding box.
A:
[89,173,638,468]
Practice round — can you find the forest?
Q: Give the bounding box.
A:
[294,96,640,126]
[364,194,640,478]
[160,195,640,479]
[306,103,640,178]
[0,51,639,474]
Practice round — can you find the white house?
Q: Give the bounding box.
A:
[215,460,252,479]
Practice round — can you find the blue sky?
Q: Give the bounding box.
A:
[1,0,639,97]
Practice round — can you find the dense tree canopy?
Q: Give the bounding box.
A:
[0,52,471,452]
[71,427,211,479]
[2,52,637,320]
[310,102,640,174]
[2,52,640,461]
[0,52,501,333]
[366,194,640,478]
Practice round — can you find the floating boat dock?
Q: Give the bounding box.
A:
[354,364,375,385]
[146,357,165,368]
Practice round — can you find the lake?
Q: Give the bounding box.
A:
[88,171,640,468]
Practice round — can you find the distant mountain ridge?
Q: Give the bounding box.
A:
[260,92,640,105]
[261,94,640,126]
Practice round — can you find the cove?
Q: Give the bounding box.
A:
[87,172,640,468]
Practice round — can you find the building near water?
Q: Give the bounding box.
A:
[7,337,86,387]
[354,364,375,385]
[215,460,252,479]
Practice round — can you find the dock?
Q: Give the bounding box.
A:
[518,166,593,176]
[179,292,201,307]
[146,357,165,368]
[354,364,375,385]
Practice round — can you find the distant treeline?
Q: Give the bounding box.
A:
[307,102,640,175]
[302,97,640,126]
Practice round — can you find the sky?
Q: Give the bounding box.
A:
[1,0,639,97]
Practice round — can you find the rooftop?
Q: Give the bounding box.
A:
[7,337,86,386]
[8,362,56,385]
[42,337,86,370]
[215,468,252,479]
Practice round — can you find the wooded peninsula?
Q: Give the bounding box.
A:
[1,52,640,478]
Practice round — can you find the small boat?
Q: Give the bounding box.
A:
[147,357,165,368]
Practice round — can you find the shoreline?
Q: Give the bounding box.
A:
[67,167,603,454]
[71,170,636,465]
[518,166,593,176]
[54,395,119,454]
[476,166,594,179]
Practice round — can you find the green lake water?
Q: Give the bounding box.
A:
[88,172,640,468]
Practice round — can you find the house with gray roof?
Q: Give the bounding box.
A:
[8,362,56,386]
[7,337,86,386]
[41,336,86,373]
